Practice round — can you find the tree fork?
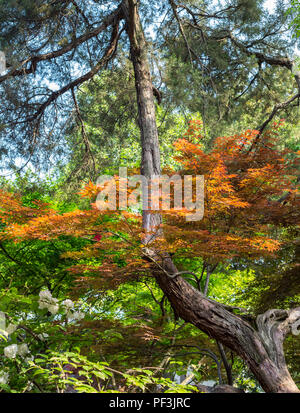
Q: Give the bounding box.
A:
[123,0,300,393]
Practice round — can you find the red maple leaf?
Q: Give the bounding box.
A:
[93,234,102,241]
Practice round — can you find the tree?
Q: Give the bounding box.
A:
[287,0,300,37]
[2,119,300,392]
[0,0,299,392]
[0,0,299,172]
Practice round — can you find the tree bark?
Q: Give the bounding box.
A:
[122,0,161,242]
[155,268,300,393]
[122,0,300,393]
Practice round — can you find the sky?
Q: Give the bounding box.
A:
[264,0,277,12]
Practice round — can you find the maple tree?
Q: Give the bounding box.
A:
[0,119,299,393]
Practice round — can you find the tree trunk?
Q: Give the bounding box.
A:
[155,268,300,393]
[122,0,300,393]
[122,0,161,242]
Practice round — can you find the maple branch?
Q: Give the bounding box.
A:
[199,262,234,384]
[143,280,162,307]
[100,231,254,320]
[217,341,233,386]
[0,242,22,265]
[180,357,205,386]
[203,264,218,296]
[170,344,223,384]
[277,175,300,204]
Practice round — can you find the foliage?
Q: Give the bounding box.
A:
[287,0,300,37]
[0,120,299,392]
[0,0,299,394]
